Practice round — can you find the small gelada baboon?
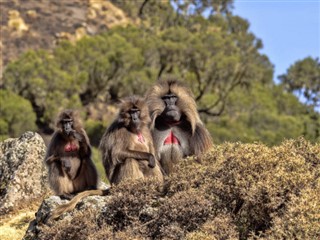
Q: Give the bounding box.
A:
[45,109,99,199]
[100,95,164,184]
[146,79,213,175]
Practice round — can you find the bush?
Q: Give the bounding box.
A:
[0,90,37,140]
[36,138,320,239]
[85,119,106,147]
[91,147,108,184]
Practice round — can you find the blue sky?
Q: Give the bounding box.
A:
[232,0,320,82]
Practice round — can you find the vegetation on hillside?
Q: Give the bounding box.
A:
[33,138,320,239]
[0,89,37,141]
[1,0,319,145]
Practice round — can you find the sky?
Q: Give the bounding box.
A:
[232,0,320,83]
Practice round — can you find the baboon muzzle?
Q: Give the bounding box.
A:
[63,121,73,135]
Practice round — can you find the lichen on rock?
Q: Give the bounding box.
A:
[0,131,50,215]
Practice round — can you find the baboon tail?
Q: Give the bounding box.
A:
[49,189,109,220]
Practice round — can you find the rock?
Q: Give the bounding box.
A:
[8,10,29,32]
[0,131,50,215]
[23,193,112,240]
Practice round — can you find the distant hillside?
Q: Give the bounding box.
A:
[0,0,132,79]
[1,0,318,145]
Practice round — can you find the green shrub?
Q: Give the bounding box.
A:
[0,90,37,140]
[91,147,108,184]
[85,119,106,147]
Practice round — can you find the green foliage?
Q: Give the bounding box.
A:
[0,90,36,140]
[91,147,108,184]
[279,57,320,107]
[278,57,320,141]
[208,83,318,145]
[85,119,107,147]
[36,138,320,239]
[3,50,82,129]
[2,0,319,144]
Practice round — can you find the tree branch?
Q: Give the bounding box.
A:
[138,0,150,17]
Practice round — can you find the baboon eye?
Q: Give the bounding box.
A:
[62,119,73,124]
[162,94,178,106]
[130,109,140,115]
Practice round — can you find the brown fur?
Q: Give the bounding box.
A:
[45,109,99,198]
[100,96,164,184]
[49,100,164,221]
[146,79,213,175]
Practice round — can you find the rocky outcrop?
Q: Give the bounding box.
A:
[23,194,112,240]
[0,131,50,215]
[0,0,132,79]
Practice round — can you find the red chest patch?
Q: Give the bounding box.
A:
[64,142,78,152]
[164,131,180,145]
[137,133,145,143]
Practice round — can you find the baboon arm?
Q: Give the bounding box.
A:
[45,132,61,164]
[79,128,90,144]
[46,155,59,164]
[148,142,158,162]
[117,150,152,162]
[116,150,155,168]
[78,128,92,157]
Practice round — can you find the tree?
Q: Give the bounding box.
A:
[0,90,37,140]
[2,0,318,144]
[113,0,271,116]
[207,83,318,145]
[3,50,83,132]
[279,57,320,108]
[279,57,320,140]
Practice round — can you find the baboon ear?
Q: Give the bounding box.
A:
[150,111,159,129]
[118,98,125,103]
[115,98,125,105]
[140,96,147,102]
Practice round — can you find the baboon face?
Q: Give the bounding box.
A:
[147,79,200,132]
[119,96,150,132]
[120,105,142,131]
[161,93,181,123]
[62,118,73,135]
[57,109,81,136]
[59,111,74,135]
[128,107,141,129]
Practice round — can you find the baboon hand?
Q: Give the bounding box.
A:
[148,154,156,168]
[194,154,203,163]
[46,155,59,163]
[62,159,72,173]
[72,131,83,142]
[60,193,74,200]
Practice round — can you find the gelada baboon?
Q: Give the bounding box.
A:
[146,79,213,175]
[45,109,99,199]
[49,99,163,220]
[100,96,163,184]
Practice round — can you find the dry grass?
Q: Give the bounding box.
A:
[0,205,39,240]
[29,138,320,239]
